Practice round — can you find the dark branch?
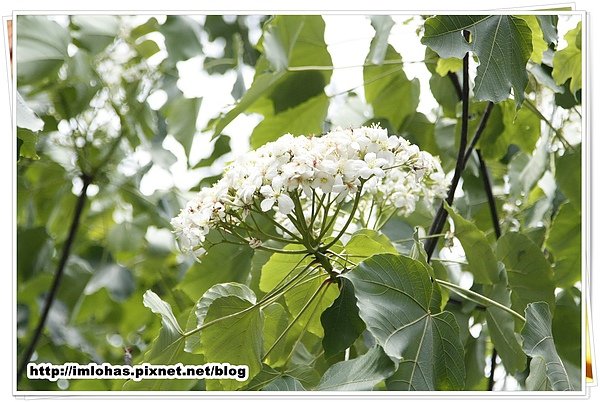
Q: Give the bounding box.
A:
[17,174,93,385]
[448,71,462,99]
[463,102,494,164]
[476,150,502,239]
[425,32,470,260]
[488,349,498,390]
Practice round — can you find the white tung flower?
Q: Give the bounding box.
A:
[171,124,449,256]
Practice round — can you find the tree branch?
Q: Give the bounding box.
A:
[425,33,470,260]
[463,102,494,164]
[17,174,93,385]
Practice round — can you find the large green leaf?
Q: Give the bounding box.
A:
[176,242,253,302]
[500,99,541,155]
[446,205,499,284]
[422,15,533,105]
[16,92,44,132]
[263,376,306,391]
[553,22,582,94]
[213,16,331,138]
[284,275,339,338]
[202,294,263,390]
[259,244,308,293]
[522,302,572,391]
[250,93,328,148]
[496,232,555,317]
[162,96,201,158]
[261,303,289,366]
[143,289,183,336]
[71,16,120,54]
[366,16,395,64]
[526,356,551,390]
[555,146,581,209]
[536,15,558,45]
[344,254,465,390]
[364,45,419,130]
[17,227,53,281]
[321,278,365,359]
[552,289,582,367]
[159,16,203,62]
[185,282,256,353]
[345,229,397,264]
[520,16,547,64]
[316,346,396,391]
[124,291,197,390]
[17,16,70,84]
[545,202,581,287]
[485,269,527,373]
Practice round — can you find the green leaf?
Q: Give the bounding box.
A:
[526,356,551,390]
[143,290,183,335]
[477,102,507,160]
[422,15,533,105]
[106,221,145,259]
[263,376,306,391]
[71,16,120,54]
[485,269,527,373]
[528,63,565,93]
[185,282,256,353]
[344,254,465,390]
[321,278,365,359]
[364,45,419,130]
[520,16,547,64]
[16,16,69,84]
[259,244,307,293]
[262,303,289,365]
[159,16,203,62]
[522,302,572,391]
[499,99,541,155]
[464,335,487,390]
[316,346,395,391]
[135,39,160,58]
[16,92,44,132]
[366,16,395,64]
[130,17,159,39]
[435,57,462,76]
[250,93,328,149]
[536,15,558,45]
[553,22,582,94]
[446,205,499,284]
[17,227,53,281]
[552,289,581,367]
[125,292,197,390]
[284,276,339,338]
[213,16,331,138]
[202,292,263,390]
[496,232,555,317]
[545,202,581,287]
[555,146,581,208]
[176,242,253,302]
[162,97,201,158]
[345,229,397,264]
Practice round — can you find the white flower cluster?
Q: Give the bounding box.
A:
[171,125,449,256]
